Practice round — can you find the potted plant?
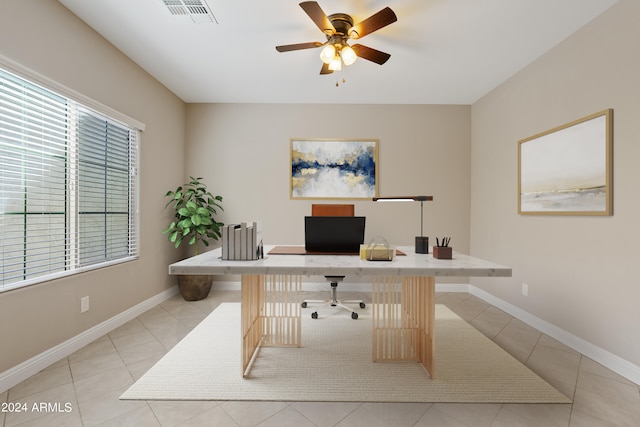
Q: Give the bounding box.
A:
[163,176,223,301]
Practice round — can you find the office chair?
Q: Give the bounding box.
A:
[302,204,366,320]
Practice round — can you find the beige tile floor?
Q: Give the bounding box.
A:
[2,290,639,426]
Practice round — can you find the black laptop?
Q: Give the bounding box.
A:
[304,216,366,253]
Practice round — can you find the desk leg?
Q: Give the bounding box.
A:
[241,274,302,377]
[241,274,265,376]
[371,276,435,378]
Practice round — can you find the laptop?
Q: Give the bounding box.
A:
[304,216,366,253]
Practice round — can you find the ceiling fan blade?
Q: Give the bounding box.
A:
[352,44,391,65]
[320,63,333,74]
[276,42,323,52]
[299,1,336,35]
[350,7,397,39]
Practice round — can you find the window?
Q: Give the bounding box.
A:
[0,68,139,292]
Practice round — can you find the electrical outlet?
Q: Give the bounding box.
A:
[522,283,529,297]
[80,296,90,313]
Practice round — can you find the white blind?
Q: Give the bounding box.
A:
[0,68,139,292]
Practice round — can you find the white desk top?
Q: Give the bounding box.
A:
[169,246,512,278]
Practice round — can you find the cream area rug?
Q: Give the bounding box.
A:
[120,303,570,403]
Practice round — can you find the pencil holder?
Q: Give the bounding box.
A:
[433,246,452,259]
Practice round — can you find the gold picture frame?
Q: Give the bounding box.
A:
[290,138,379,200]
[518,109,613,215]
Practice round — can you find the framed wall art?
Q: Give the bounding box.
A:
[290,139,379,200]
[518,109,613,215]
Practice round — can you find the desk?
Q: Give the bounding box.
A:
[169,245,511,378]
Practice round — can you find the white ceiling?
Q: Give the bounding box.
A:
[57,0,617,104]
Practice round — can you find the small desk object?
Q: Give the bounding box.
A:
[169,245,511,378]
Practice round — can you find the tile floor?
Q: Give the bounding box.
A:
[2,290,639,426]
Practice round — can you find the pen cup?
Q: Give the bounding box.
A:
[433,246,452,259]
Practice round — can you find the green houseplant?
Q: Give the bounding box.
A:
[163,176,223,300]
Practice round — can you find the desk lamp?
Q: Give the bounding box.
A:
[372,196,433,253]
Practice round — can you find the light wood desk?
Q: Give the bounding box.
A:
[169,245,511,378]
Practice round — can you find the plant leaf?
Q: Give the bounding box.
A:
[162,222,176,234]
[178,218,192,229]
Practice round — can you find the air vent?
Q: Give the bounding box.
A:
[161,0,218,24]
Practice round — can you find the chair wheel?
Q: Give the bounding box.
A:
[359,302,366,309]
[301,302,307,308]
[351,312,358,320]
[311,312,318,319]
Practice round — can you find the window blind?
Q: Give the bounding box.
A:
[0,68,139,292]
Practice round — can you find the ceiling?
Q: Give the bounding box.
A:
[57,0,617,104]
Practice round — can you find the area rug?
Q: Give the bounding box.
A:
[120,303,570,403]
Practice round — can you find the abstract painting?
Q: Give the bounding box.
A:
[290,139,378,199]
[518,109,613,215]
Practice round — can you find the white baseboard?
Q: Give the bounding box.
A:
[435,283,470,293]
[469,285,640,386]
[0,286,179,394]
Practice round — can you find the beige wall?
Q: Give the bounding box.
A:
[186,103,471,283]
[471,0,640,367]
[0,1,186,372]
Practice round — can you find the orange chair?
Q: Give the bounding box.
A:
[301,204,365,320]
[311,204,355,217]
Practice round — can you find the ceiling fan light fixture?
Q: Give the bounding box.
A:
[341,45,357,66]
[328,55,342,71]
[275,2,397,76]
[320,44,336,64]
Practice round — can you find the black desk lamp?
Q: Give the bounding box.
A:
[372,196,433,253]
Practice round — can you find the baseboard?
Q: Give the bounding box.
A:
[0,286,179,394]
[470,285,640,386]
[436,283,470,293]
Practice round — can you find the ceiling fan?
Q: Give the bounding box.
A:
[275,1,397,75]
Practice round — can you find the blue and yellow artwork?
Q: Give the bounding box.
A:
[290,139,378,199]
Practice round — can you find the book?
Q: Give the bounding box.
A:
[246,225,254,260]
[221,225,228,260]
[223,224,240,260]
[253,220,263,260]
[240,222,248,260]
[234,227,242,260]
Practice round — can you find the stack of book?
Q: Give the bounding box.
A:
[221,221,262,260]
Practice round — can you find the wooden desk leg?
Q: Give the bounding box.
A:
[403,276,435,378]
[261,274,302,348]
[372,276,436,378]
[241,274,264,376]
[241,274,302,377]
